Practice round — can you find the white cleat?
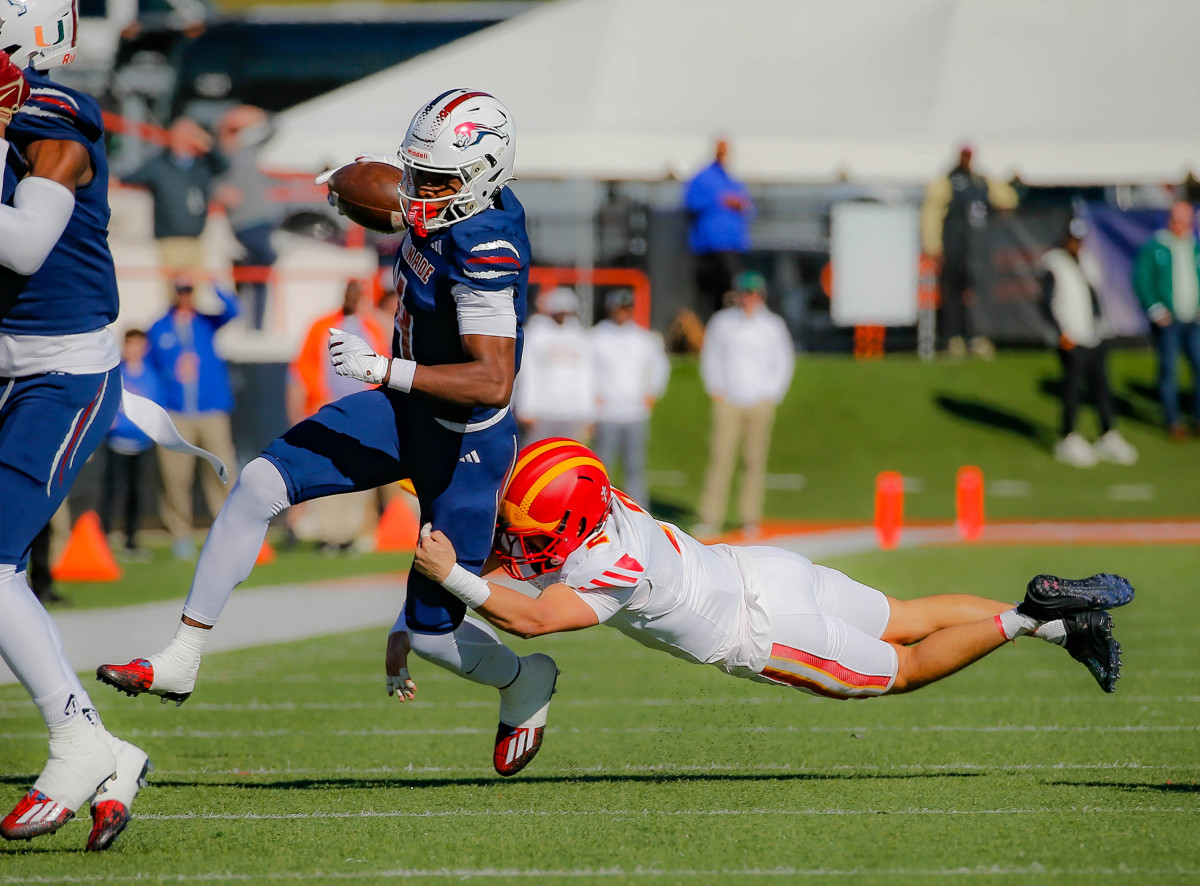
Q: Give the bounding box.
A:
[86,732,152,851]
[494,653,559,777]
[1,719,117,841]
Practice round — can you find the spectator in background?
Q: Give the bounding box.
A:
[214,106,281,332]
[1041,221,1138,468]
[684,139,754,316]
[695,271,794,538]
[147,276,239,559]
[1132,200,1200,440]
[122,117,227,300]
[590,289,670,506]
[514,287,596,444]
[920,144,1018,359]
[288,280,387,553]
[100,329,162,559]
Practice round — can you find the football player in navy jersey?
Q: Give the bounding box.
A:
[0,0,151,850]
[100,90,560,777]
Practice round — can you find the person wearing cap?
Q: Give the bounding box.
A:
[146,276,241,559]
[589,289,670,506]
[920,144,1019,359]
[695,271,794,538]
[513,287,597,444]
[684,139,754,316]
[1132,200,1200,439]
[1041,220,1137,468]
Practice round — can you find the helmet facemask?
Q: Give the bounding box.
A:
[398,155,492,237]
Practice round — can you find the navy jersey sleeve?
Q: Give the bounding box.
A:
[447,217,530,294]
[8,78,103,151]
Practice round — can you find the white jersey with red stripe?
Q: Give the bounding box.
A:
[539,495,771,673]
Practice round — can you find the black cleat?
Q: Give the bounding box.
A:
[1063,610,1122,693]
[1018,573,1134,620]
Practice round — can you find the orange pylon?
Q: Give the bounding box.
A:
[255,540,276,565]
[51,511,122,582]
[376,496,420,552]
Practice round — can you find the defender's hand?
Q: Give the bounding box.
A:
[413,522,458,583]
[0,51,31,129]
[329,327,389,383]
[385,630,417,701]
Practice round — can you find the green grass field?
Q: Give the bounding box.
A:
[3,543,1198,883]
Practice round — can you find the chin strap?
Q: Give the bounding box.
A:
[406,202,438,238]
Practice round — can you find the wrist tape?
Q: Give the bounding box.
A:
[442,564,491,608]
[387,358,417,393]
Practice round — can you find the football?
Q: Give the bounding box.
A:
[327,161,406,233]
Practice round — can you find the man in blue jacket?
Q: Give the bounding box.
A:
[147,276,240,558]
[684,139,754,315]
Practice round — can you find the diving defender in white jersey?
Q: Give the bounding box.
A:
[408,438,1130,749]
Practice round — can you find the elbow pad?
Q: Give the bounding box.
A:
[0,173,75,276]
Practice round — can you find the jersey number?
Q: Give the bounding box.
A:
[393,276,414,361]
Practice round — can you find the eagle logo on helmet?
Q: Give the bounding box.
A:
[452,120,508,151]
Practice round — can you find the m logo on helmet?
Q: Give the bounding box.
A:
[33,18,64,45]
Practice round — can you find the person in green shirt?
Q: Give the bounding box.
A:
[1132,201,1200,438]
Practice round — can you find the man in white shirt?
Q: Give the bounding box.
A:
[514,287,596,444]
[696,271,794,537]
[589,289,669,505]
[400,439,1130,740]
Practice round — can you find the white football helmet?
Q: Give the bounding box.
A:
[0,0,78,70]
[396,89,515,235]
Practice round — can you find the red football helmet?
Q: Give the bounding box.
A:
[495,438,612,580]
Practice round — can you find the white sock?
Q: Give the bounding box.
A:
[181,457,290,625]
[996,608,1042,641]
[1030,619,1068,646]
[34,686,84,732]
[409,616,520,689]
[0,565,79,706]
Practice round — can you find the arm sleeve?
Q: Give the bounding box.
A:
[987,179,1020,211]
[1039,269,1062,335]
[648,334,670,398]
[684,173,714,214]
[452,283,517,338]
[1131,244,1167,318]
[770,318,796,402]
[919,177,951,256]
[0,157,75,276]
[698,317,725,396]
[210,284,241,329]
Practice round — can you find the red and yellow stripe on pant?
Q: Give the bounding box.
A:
[760,643,894,700]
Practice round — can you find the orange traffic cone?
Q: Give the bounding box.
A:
[874,471,904,550]
[52,511,122,582]
[376,496,419,552]
[255,540,276,565]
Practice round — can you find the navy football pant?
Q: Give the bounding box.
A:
[0,368,121,569]
[263,388,517,634]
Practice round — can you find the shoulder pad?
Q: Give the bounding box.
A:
[566,549,647,592]
[14,84,104,144]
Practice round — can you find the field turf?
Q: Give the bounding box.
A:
[2,543,1197,883]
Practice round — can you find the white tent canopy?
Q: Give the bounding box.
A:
[260,0,1200,185]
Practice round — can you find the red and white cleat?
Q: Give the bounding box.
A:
[494,653,559,777]
[86,734,152,852]
[96,657,193,706]
[1,721,116,842]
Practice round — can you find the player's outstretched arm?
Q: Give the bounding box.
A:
[414,525,598,638]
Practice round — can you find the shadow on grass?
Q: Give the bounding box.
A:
[1051,780,1200,794]
[145,770,985,791]
[934,394,1055,449]
[1037,377,1163,429]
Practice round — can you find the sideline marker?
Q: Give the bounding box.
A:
[51,511,122,582]
[874,471,904,550]
[376,496,420,552]
[956,465,985,540]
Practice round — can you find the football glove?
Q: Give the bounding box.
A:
[386,668,417,701]
[328,327,389,384]
[0,51,31,128]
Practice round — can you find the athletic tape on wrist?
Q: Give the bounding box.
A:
[387,358,417,393]
[442,563,491,608]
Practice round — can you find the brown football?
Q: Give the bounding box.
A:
[327,161,405,233]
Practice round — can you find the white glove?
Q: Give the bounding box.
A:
[329,327,389,384]
[386,668,417,701]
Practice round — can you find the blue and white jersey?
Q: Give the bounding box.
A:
[0,69,118,336]
[391,187,530,426]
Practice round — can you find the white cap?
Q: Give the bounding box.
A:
[541,287,580,315]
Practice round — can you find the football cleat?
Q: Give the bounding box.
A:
[96,658,192,706]
[494,653,559,777]
[1063,610,1123,694]
[86,734,152,851]
[1018,573,1134,621]
[2,722,116,842]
